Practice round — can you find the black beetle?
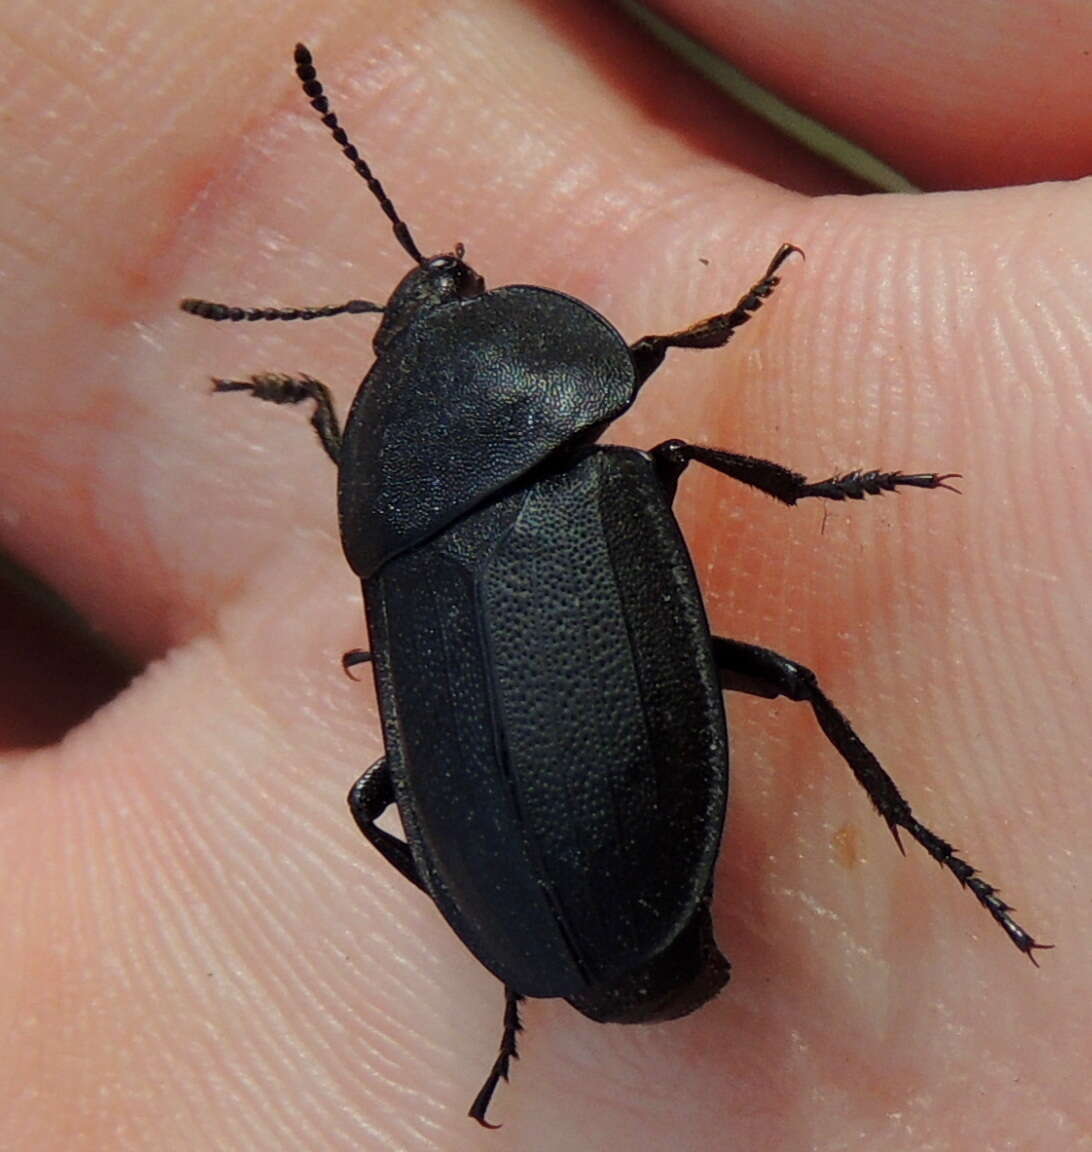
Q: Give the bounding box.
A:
[182,44,1045,1127]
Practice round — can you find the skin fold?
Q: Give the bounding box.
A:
[1,1,1088,1148]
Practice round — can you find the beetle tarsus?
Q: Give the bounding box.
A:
[899,814,1052,963]
[468,988,524,1128]
[796,470,962,501]
[630,243,804,386]
[211,372,342,464]
[712,635,1046,958]
[650,441,959,508]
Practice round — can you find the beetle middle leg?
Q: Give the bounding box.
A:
[347,758,426,893]
[651,438,958,507]
[211,372,343,464]
[711,635,1047,960]
[341,649,372,680]
[468,987,524,1128]
[629,243,802,386]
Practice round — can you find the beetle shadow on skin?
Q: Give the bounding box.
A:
[521,0,869,196]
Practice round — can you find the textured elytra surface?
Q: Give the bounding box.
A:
[368,448,727,997]
[338,286,636,579]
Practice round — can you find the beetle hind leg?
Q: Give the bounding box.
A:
[713,635,1048,961]
[212,372,343,464]
[468,987,524,1128]
[350,765,538,1118]
[347,758,426,893]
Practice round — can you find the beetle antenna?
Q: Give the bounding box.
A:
[294,43,425,265]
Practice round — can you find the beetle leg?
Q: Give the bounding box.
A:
[468,987,524,1129]
[341,649,372,680]
[712,635,1049,962]
[347,759,427,893]
[349,764,533,1130]
[211,373,343,464]
[629,244,802,386]
[650,439,959,507]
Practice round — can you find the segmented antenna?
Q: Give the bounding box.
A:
[294,43,424,265]
[179,297,382,322]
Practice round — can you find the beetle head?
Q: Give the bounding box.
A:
[374,247,486,353]
[291,47,488,353]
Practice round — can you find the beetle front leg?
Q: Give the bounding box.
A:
[468,987,524,1129]
[630,243,802,386]
[651,439,958,508]
[347,758,426,893]
[712,635,1048,961]
[212,372,343,465]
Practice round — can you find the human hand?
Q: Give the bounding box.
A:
[2,2,1088,1148]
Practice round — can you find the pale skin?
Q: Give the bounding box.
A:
[1,1,1089,1149]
